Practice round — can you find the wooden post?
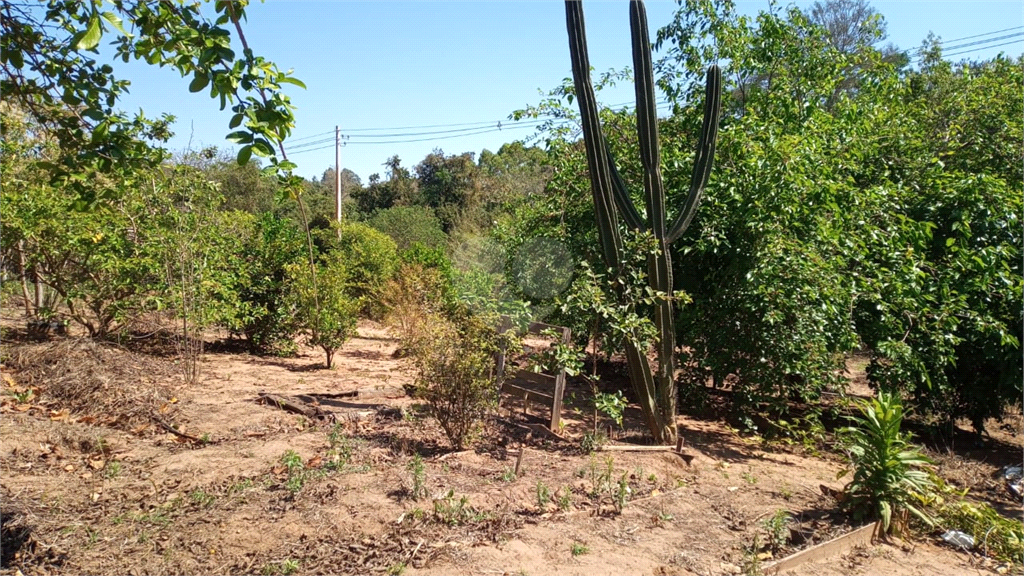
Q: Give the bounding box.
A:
[335,126,342,237]
[549,326,571,431]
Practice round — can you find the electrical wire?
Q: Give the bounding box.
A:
[907,25,1024,55]
[932,32,1023,54]
[940,38,1024,59]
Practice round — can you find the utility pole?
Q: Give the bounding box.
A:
[335,125,342,238]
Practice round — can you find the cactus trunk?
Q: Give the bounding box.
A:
[565,0,721,444]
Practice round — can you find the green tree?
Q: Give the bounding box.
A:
[367,205,447,251]
[416,150,484,234]
[288,255,359,369]
[1,0,304,203]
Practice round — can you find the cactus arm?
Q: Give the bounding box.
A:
[667,64,721,245]
[607,148,646,231]
[566,0,623,271]
[631,0,666,239]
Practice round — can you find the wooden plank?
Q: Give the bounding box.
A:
[527,322,570,339]
[764,522,881,575]
[595,444,678,452]
[513,369,557,389]
[501,382,554,404]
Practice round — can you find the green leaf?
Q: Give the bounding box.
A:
[189,73,210,93]
[225,131,252,144]
[100,12,130,37]
[278,76,306,89]
[251,139,274,157]
[75,15,103,50]
[236,145,252,166]
[228,114,244,129]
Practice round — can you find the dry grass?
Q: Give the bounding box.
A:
[5,337,180,431]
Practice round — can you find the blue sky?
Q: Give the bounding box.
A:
[112,1,1024,182]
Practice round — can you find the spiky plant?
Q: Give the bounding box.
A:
[839,391,935,534]
[565,0,721,443]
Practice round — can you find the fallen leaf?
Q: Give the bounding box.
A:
[81,472,93,479]
[64,464,75,472]
[78,416,97,424]
[727,486,739,492]
[159,403,171,414]
[49,409,70,421]
[13,404,30,412]
[89,459,105,470]
[271,466,285,475]
[90,492,100,502]
[3,373,16,387]
[650,489,662,497]
[307,456,322,468]
[169,397,178,404]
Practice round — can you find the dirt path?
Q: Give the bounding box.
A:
[0,321,1015,575]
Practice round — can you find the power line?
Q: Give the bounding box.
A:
[340,118,519,132]
[345,120,547,139]
[941,38,1024,59]
[908,27,1023,55]
[288,137,335,150]
[286,130,334,143]
[936,32,1023,54]
[933,25,1023,47]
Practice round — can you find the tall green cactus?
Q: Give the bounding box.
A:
[565,0,721,443]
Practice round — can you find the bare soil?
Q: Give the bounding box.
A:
[0,317,1019,576]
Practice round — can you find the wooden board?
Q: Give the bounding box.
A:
[495,319,570,430]
[764,522,881,575]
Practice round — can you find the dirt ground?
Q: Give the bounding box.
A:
[1,316,1020,576]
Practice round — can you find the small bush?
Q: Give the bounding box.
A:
[318,222,398,318]
[838,392,935,534]
[287,256,359,369]
[408,310,505,449]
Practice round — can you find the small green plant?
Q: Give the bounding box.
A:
[557,486,573,511]
[408,454,427,500]
[325,424,353,471]
[579,430,607,454]
[594,390,627,428]
[280,450,307,494]
[741,534,763,576]
[262,559,300,576]
[199,433,211,445]
[613,473,630,514]
[930,491,1023,565]
[103,461,122,479]
[741,471,758,485]
[838,392,935,534]
[570,542,589,557]
[432,490,487,526]
[12,389,33,404]
[536,481,551,508]
[189,489,215,508]
[762,509,790,553]
[387,562,406,576]
[498,467,517,482]
[228,478,254,495]
[778,484,793,500]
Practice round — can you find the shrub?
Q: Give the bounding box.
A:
[381,263,448,343]
[838,392,934,534]
[317,222,398,318]
[367,205,447,251]
[287,255,359,368]
[408,310,506,449]
[232,213,306,354]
